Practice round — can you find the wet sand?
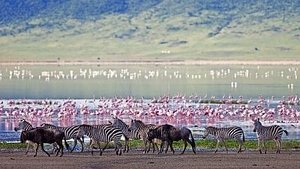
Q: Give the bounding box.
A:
[1,150,300,169]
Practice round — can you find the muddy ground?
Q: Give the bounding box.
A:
[0,149,300,169]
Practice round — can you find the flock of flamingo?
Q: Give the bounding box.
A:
[0,66,298,91]
[1,95,300,132]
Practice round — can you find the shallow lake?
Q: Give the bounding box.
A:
[0,64,298,99]
[0,64,299,142]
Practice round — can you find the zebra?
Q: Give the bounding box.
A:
[202,126,245,153]
[40,123,83,152]
[14,119,38,154]
[128,119,160,153]
[78,124,123,156]
[253,118,288,154]
[110,117,131,152]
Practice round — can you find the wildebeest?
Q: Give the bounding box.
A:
[20,127,66,157]
[147,124,196,154]
[14,119,38,154]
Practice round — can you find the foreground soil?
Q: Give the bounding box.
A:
[0,150,300,169]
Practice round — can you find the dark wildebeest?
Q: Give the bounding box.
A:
[14,119,38,154]
[147,124,196,154]
[20,127,66,157]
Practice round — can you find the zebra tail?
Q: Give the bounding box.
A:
[242,131,245,142]
[82,136,85,143]
[284,130,288,136]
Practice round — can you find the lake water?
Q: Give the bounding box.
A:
[0,64,299,142]
[0,98,299,142]
[0,64,298,99]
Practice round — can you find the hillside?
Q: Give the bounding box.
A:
[0,0,300,62]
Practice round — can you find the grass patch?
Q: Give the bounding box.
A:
[90,139,300,151]
[2,140,300,151]
[0,142,27,149]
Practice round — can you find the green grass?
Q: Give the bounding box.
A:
[2,140,300,151]
[0,142,27,149]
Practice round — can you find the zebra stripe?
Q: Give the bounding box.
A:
[79,124,123,156]
[203,126,245,153]
[41,123,83,152]
[128,119,159,153]
[111,117,136,153]
[253,118,288,154]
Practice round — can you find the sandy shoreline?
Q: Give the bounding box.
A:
[1,60,300,66]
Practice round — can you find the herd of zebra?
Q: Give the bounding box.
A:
[14,117,289,156]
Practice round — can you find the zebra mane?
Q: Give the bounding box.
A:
[205,126,218,134]
[114,118,128,126]
[41,123,56,127]
[80,124,93,128]
[132,120,146,127]
[20,119,32,125]
[206,126,217,130]
[20,119,31,125]
[253,118,263,127]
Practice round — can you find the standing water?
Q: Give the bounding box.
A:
[1,97,299,142]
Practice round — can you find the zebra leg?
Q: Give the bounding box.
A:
[214,140,220,153]
[41,143,50,157]
[123,137,129,153]
[101,142,110,156]
[237,139,243,153]
[263,141,267,154]
[52,142,59,154]
[143,139,148,153]
[146,140,152,153]
[276,139,281,154]
[115,142,122,156]
[275,139,279,153]
[222,140,228,153]
[257,139,262,154]
[278,139,282,154]
[181,141,188,155]
[98,142,103,156]
[146,140,152,154]
[70,138,78,152]
[90,139,96,155]
[78,138,84,152]
[51,143,55,154]
[55,144,60,157]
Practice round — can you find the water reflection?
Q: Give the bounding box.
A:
[0,65,299,99]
